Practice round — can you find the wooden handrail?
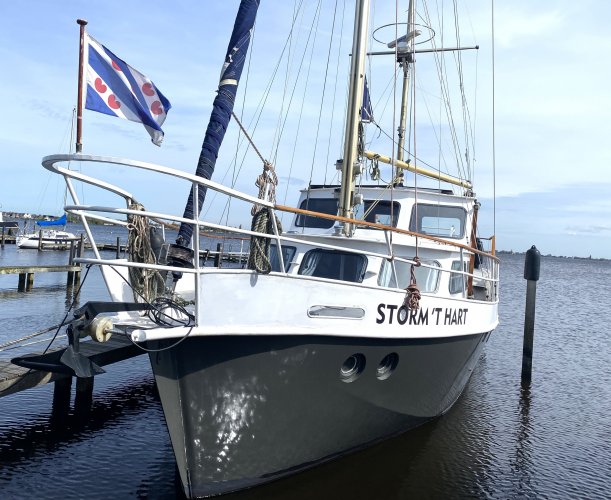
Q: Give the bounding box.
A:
[275,203,499,262]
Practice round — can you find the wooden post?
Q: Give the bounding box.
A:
[214,243,223,268]
[26,272,34,290]
[521,245,541,387]
[116,236,121,259]
[67,240,75,286]
[53,377,73,407]
[18,273,26,291]
[1,226,5,248]
[74,234,84,285]
[51,376,72,426]
[75,377,94,415]
[38,229,43,250]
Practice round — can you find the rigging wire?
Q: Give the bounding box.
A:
[308,0,339,189]
[323,0,347,185]
[422,1,468,183]
[278,0,323,222]
[270,2,297,159]
[204,0,306,221]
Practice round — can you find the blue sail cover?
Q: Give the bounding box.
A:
[177,0,260,246]
[361,76,373,123]
[36,214,67,226]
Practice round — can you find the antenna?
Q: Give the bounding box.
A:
[387,29,421,49]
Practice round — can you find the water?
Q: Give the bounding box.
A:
[0,235,609,499]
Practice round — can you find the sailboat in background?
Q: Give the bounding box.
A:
[16,213,78,249]
[17,0,499,497]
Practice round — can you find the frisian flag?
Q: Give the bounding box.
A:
[84,34,171,146]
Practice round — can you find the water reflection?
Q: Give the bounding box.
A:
[0,251,609,498]
[512,386,534,495]
[0,378,156,465]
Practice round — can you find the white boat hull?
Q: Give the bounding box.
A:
[133,271,497,497]
[16,230,78,250]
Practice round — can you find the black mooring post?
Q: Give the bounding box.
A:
[214,243,223,268]
[521,245,541,386]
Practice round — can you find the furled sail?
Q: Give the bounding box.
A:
[176,0,260,246]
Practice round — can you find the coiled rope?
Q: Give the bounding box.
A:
[127,202,165,302]
[247,161,282,274]
[403,256,421,310]
[230,110,282,274]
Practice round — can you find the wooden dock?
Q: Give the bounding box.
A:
[0,237,84,290]
[0,264,82,291]
[0,335,143,399]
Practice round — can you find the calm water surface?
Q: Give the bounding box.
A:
[0,231,609,499]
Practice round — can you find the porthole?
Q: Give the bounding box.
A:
[340,353,366,383]
[376,352,399,380]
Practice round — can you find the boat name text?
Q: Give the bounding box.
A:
[376,305,468,326]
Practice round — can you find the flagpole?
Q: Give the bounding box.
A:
[76,18,88,153]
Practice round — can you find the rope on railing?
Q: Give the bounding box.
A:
[247,207,282,274]
[127,202,165,302]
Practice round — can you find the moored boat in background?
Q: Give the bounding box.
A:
[16,214,78,250]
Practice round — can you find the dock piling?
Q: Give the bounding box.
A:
[214,243,223,268]
[521,245,541,386]
[53,376,72,408]
[67,241,76,287]
[18,273,26,291]
[74,235,84,287]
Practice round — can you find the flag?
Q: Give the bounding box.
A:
[360,76,373,123]
[84,34,171,146]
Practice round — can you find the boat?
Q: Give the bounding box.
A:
[16,0,499,497]
[0,207,19,232]
[16,214,79,249]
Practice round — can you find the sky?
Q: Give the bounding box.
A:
[1,0,610,259]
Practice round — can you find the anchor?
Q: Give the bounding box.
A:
[12,301,150,377]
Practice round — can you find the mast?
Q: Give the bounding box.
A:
[176,0,260,247]
[395,0,416,181]
[338,0,371,236]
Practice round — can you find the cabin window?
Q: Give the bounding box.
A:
[298,249,368,283]
[355,200,400,227]
[295,198,337,229]
[409,204,466,238]
[269,245,297,272]
[449,260,466,294]
[378,259,440,292]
